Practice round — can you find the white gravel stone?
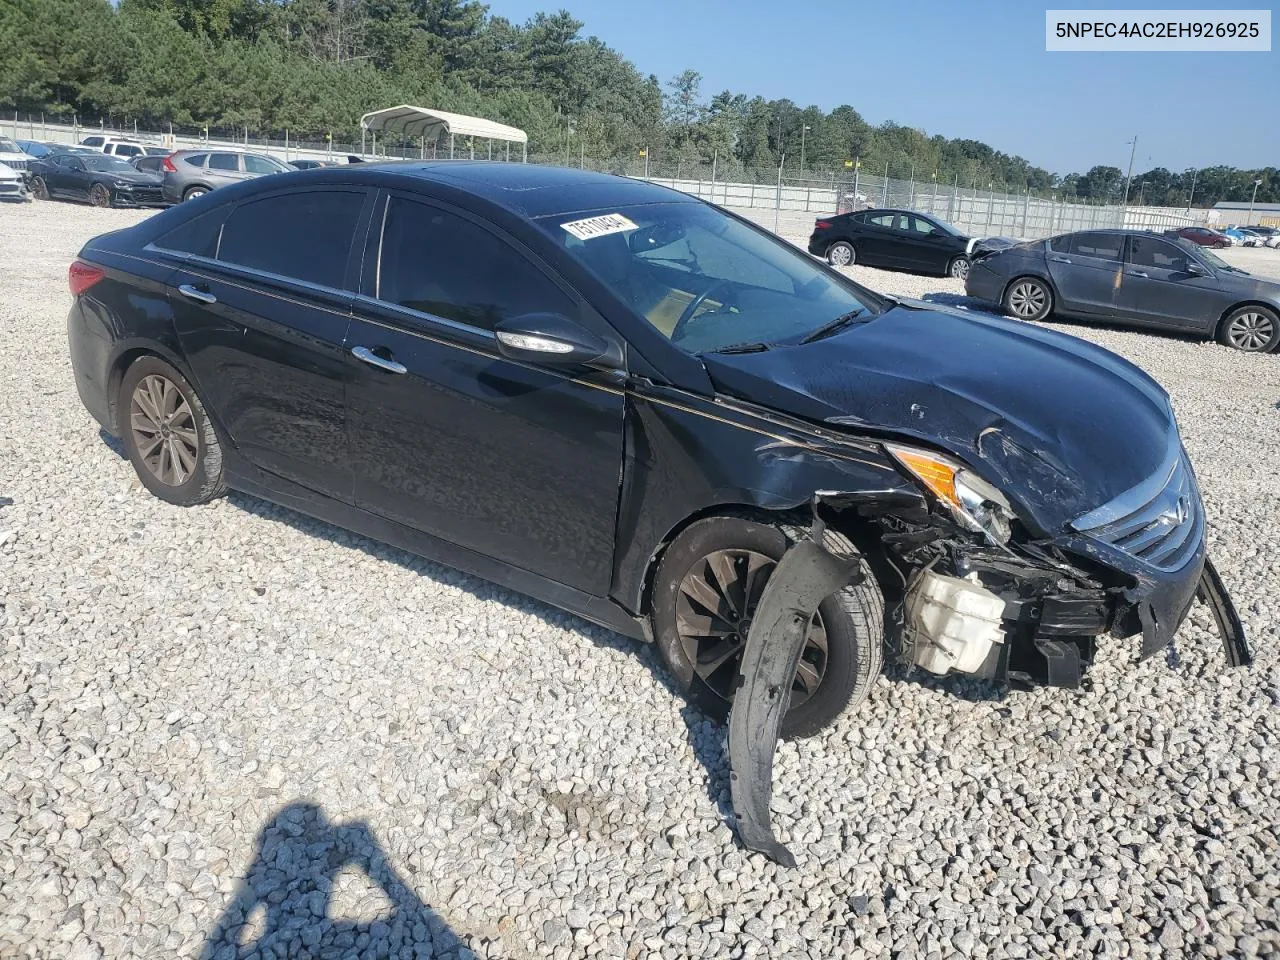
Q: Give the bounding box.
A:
[1,199,1278,959]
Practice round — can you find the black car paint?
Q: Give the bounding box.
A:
[966,230,1280,338]
[807,208,971,274]
[68,163,1238,686]
[29,152,168,207]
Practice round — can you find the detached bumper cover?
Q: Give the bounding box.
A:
[728,520,861,868]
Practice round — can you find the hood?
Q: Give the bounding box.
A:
[0,162,19,181]
[701,302,1174,534]
[1219,268,1280,300]
[98,169,162,185]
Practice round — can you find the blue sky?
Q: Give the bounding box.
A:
[487,0,1278,175]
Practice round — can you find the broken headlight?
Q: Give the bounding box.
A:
[885,443,1015,545]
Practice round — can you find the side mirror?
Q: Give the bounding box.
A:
[494,313,611,367]
[1185,260,1209,276]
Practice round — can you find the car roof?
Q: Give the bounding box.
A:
[271,161,696,219]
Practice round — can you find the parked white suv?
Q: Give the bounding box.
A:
[80,136,169,160]
[0,135,36,173]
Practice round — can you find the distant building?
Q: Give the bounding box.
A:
[1212,200,1280,225]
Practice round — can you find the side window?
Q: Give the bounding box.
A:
[120,145,141,157]
[1049,235,1071,253]
[1129,237,1190,271]
[82,136,103,147]
[909,216,937,234]
[867,213,896,229]
[155,208,228,259]
[208,153,239,172]
[183,153,208,168]
[378,197,573,331]
[218,190,364,287]
[244,155,278,175]
[1069,232,1123,261]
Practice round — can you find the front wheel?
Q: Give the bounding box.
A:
[651,515,884,739]
[118,356,227,506]
[826,241,856,267]
[948,256,970,280]
[1218,305,1280,352]
[30,176,49,200]
[1003,276,1053,322]
[89,183,111,207]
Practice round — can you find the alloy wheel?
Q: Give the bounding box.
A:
[675,548,828,707]
[90,184,110,207]
[130,374,199,486]
[1008,281,1047,318]
[950,258,970,280]
[1225,311,1276,351]
[828,244,854,267]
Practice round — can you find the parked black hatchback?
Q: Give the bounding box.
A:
[807,208,975,278]
[67,164,1247,739]
[966,229,1280,352]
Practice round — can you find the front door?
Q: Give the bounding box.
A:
[1115,235,1224,333]
[166,187,372,500]
[859,212,915,267]
[345,193,626,595]
[1046,231,1125,316]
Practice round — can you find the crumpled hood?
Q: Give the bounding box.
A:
[102,170,162,185]
[702,302,1175,534]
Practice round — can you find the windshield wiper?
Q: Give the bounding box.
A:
[709,341,772,354]
[799,308,866,344]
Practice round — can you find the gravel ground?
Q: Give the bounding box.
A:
[2,199,1278,960]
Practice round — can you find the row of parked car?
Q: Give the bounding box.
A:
[0,134,343,208]
[808,207,1280,352]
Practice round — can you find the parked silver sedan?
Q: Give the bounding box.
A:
[160,149,291,203]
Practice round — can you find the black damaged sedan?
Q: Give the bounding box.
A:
[67,164,1249,740]
[30,151,168,208]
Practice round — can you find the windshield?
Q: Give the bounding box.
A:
[539,202,877,353]
[83,155,137,173]
[930,217,966,238]
[0,137,21,153]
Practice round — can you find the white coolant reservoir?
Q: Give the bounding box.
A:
[905,570,1007,676]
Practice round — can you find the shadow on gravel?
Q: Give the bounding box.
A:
[98,427,127,459]
[200,802,462,960]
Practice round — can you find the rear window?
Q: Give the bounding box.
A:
[218,190,364,287]
[1069,233,1123,261]
[182,153,207,168]
[154,208,227,259]
[1048,235,1071,253]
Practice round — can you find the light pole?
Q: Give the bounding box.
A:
[1138,180,1147,206]
[1186,167,1198,210]
[1248,178,1263,223]
[800,124,811,176]
[1121,135,1138,207]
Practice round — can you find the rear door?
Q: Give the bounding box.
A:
[206,152,245,188]
[1114,235,1224,332]
[163,186,374,499]
[345,191,626,594]
[1046,231,1124,316]
[858,212,914,266]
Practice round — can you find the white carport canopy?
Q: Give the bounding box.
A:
[359,105,527,162]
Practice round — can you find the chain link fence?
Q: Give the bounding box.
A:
[8,112,1206,240]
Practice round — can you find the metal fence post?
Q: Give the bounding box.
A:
[773,156,785,233]
[882,163,889,206]
[1021,190,1030,236]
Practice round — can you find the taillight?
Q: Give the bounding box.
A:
[68,260,105,297]
[162,155,177,173]
[814,219,832,229]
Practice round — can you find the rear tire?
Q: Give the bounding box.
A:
[826,241,856,267]
[118,356,227,507]
[651,515,883,739]
[183,186,209,201]
[1217,305,1280,352]
[1002,276,1053,322]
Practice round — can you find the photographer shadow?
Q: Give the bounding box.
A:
[200,802,462,960]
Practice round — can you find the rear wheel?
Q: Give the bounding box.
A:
[1218,305,1280,352]
[948,256,970,280]
[826,241,855,267]
[1003,276,1053,322]
[89,183,111,207]
[118,356,227,506]
[651,515,883,739]
[30,176,49,200]
[183,186,209,201]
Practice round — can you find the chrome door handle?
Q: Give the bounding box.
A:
[351,345,407,374]
[1127,270,1149,278]
[1049,256,1071,263]
[177,283,216,304]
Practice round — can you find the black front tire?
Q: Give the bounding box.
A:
[651,515,883,739]
[30,176,49,200]
[118,356,227,507]
[1217,305,1280,352]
